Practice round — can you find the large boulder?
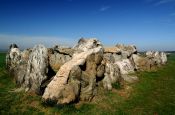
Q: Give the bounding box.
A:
[6,44,50,93]
[73,38,102,51]
[103,44,137,63]
[6,44,26,86]
[6,44,21,71]
[115,59,138,83]
[131,54,141,70]
[15,49,32,86]
[115,59,135,75]
[104,47,121,54]
[49,53,71,72]
[103,53,122,63]
[115,44,137,58]
[131,54,152,71]
[102,44,138,88]
[115,44,137,54]
[22,45,49,93]
[54,46,76,56]
[42,38,104,104]
[48,46,73,72]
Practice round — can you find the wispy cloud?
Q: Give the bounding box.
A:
[145,0,175,6]
[99,6,110,12]
[154,0,175,6]
[0,34,76,50]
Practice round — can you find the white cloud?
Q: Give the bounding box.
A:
[145,0,175,5]
[99,6,110,12]
[0,34,76,50]
[154,0,175,6]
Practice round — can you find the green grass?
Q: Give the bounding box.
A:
[0,52,175,115]
[0,53,6,68]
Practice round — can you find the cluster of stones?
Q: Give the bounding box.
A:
[6,38,167,105]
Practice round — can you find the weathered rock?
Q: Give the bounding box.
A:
[56,65,81,104]
[6,44,21,71]
[53,45,76,56]
[121,75,138,84]
[14,62,27,87]
[42,38,103,104]
[6,44,25,87]
[20,49,31,62]
[6,44,27,87]
[131,54,145,70]
[6,44,50,93]
[146,51,154,58]
[146,51,167,65]
[103,53,115,63]
[73,38,102,51]
[103,44,137,66]
[116,44,137,58]
[138,57,157,71]
[102,44,137,89]
[160,52,167,64]
[96,64,105,78]
[114,59,139,83]
[104,47,121,53]
[49,53,71,72]
[57,48,75,56]
[115,59,135,75]
[77,39,104,101]
[102,62,122,90]
[48,46,75,72]
[13,49,32,86]
[80,52,103,101]
[131,51,167,72]
[22,44,49,93]
[154,51,162,65]
[115,44,137,54]
[113,53,122,62]
[121,51,131,59]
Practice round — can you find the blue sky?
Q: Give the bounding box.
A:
[0,0,175,51]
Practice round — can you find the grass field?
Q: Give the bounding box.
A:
[0,52,175,115]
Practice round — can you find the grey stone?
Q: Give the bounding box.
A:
[42,38,103,104]
[23,44,49,93]
[103,62,122,90]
